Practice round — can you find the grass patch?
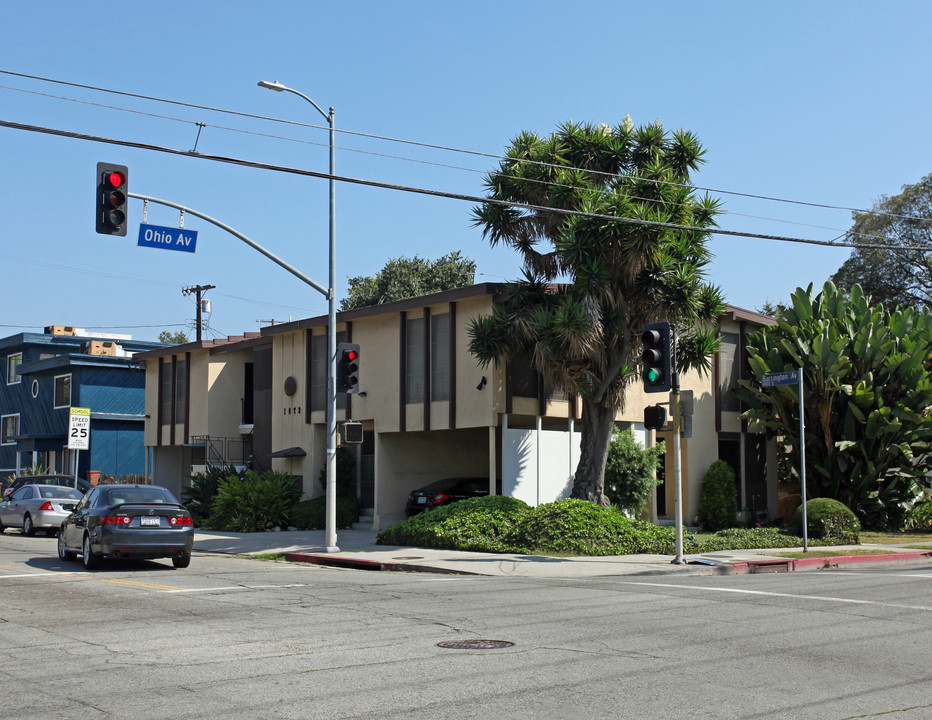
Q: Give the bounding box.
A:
[861,530,932,544]
[244,553,287,561]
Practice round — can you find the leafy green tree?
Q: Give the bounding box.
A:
[340,251,476,311]
[831,173,932,310]
[736,281,932,528]
[603,428,664,516]
[468,119,725,506]
[159,330,189,344]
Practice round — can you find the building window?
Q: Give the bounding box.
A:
[174,356,187,423]
[54,374,72,408]
[430,313,450,402]
[6,353,22,385]
[311,331,347,412]
[1,414,19,445]
[405,317,425,404]
[719,332,741,412]
[510,352,538,399]
[160,359,173,424]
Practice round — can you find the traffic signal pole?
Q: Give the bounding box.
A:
[669,324,685,565]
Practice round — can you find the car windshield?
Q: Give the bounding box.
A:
[103,488,177,505]
[39,487,82,500]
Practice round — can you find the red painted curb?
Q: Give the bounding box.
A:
[793,551,932,570]
[721,551,932,574]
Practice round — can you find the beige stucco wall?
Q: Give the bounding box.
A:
[205,348,250,437]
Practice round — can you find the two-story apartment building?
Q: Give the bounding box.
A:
[1,327,165,482]
[140,284,776,530]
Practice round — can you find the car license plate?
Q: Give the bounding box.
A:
[417,496,426,504]
[140,517,160,526]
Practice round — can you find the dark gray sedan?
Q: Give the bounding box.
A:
[0,484,82,535]
[58,484,193,570]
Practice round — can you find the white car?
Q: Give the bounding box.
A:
[0,484,83,536]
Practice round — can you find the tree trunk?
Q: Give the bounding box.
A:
[570,399,618,507]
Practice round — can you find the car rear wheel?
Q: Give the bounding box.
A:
[23,514,35,537]
[172,554,191,569]
[58,530,76,561]
[82,534,100,570]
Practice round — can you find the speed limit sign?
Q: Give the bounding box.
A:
[68,407,91,450]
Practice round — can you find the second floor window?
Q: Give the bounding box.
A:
[54,374,71,408]
[310,331,347,412]
[405,317,425,404]
[7,353,21,385]
[430,313,451,402]
[719,332,741,412]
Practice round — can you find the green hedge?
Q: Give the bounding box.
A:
[376,496,853,556]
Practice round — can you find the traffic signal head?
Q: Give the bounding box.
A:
[644,404,668,430]
[96,162,129,236]
[641,321,672,393]
[337,342,360,394]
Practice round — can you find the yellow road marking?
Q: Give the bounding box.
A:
[99,578,186,591]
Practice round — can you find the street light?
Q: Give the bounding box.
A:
[258,79,339,553]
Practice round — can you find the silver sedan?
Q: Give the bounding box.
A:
[0,484,82,536]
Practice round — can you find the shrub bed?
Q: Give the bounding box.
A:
[377,496,530,553]
[377,496,854,556]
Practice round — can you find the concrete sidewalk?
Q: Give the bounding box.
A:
[193,528,932,578]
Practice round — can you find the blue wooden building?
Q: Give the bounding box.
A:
[1,327,165,483]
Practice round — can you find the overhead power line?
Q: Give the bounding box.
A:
[0,69,924,226]
[3,117,926,254]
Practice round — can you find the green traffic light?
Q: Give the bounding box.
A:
[644,368,659,383]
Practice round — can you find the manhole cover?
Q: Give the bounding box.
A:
[437,639,515,650]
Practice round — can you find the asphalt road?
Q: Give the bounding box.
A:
[1,532,931,719]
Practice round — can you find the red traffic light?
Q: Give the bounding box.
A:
[96,162,129,236]
[346,350,358,361]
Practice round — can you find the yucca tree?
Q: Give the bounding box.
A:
[468,119,725,505]
[736,282,932,528]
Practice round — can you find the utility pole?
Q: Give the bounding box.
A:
[182,284,215,341]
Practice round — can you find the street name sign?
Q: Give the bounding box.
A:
[138,223,198,253]
[68,407,91,450]
[761,370,800,388]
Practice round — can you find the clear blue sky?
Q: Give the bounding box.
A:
[2,2,929,341]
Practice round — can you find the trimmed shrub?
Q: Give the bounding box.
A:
[698,460,738,532]
[604,428,665,516]
[503,499,698,556]
[212,470,302,532]
[697,527,804,552]
[794,498,860,543]
[290,496,361,530]
[377,496,530,553]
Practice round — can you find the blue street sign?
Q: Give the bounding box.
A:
[761,370,800,388]
[138,223,198,253]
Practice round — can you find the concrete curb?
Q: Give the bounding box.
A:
[283,552,483,575]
